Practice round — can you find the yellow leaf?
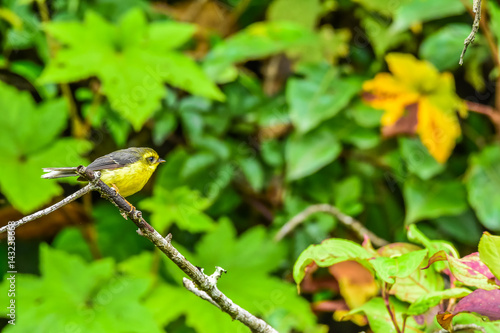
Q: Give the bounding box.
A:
[386,53,441,92]
[334,310,368,326]
[362,53,466,163]
[362,73,419,126]
[417,97,461,163]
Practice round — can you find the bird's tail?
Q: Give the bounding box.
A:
[41,167,78,179]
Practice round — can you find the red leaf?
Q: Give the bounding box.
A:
[453,289,500,320]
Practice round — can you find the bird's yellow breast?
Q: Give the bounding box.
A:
[100,161,157,197]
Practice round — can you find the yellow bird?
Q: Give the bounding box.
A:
[41,147,165,197]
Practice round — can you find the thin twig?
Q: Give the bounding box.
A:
[466,101,500,129]
[274,204,388,247]
[436,323,486,333]
[459,0,482,65]
[0,184,94,234]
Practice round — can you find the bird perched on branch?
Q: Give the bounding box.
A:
[42,147,165,197]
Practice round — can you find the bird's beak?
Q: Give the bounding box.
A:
[158,158,166,163]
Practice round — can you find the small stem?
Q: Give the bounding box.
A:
[274,203,389,247]
[466,101,500,134]
[401,315,408,333]
[382,283,401,333]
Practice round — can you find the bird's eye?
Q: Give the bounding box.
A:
[147,156,155,163]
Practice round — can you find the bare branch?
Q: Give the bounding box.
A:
[274,203,388,247]
[0,183,95,234]
[459,0,482,65]
[75,166,278,333]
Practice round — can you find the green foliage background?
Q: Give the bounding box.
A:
[0,0,499,332]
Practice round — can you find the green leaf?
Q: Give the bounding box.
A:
[0,82,91,213]
[287,68,362,133]
[1,138,91,213]
[286,126,342,181]
[0,82,67,155]
[404,178,468,224]
[192,136,231,160]
[261,139,284,168]
[3,0,48,59]
[157,219,320,332]
[358,12,412,58]
[181,152,218,179]
[399,137,445,180]
[153,111,177,146]
[0,244,160,333]
[466,145,500,231]
[371,256,398,284]
[394,249,429,277]
[39,9,223,131]
[238,156,265,191]
[352,0,402,14]
[407,224,460,259]
[479,232,500,281]
[146,282,246,332]
[406,288,471,315]
[267,0,322,29]
[342,126,380,149]
[391,0,466,33]
[391,262,444,302]
[449,313,500,333]
[376,241,445,302]
[52,228,93,261]
[140,186,215,232]
[333,176,363,216]
[370,249,428,284]
[434,212,483,246]
[420,23,478,70]
[431,251,500,290]
[293,238,372,285]
[347,101,383,128]
[488,1,500,44]
[159,52,225,104]
[94,203,153,262]
[203,21,314,82]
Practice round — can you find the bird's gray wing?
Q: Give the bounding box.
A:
[87,150,141,171]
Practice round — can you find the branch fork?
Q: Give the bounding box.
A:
[183,266,228,309]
